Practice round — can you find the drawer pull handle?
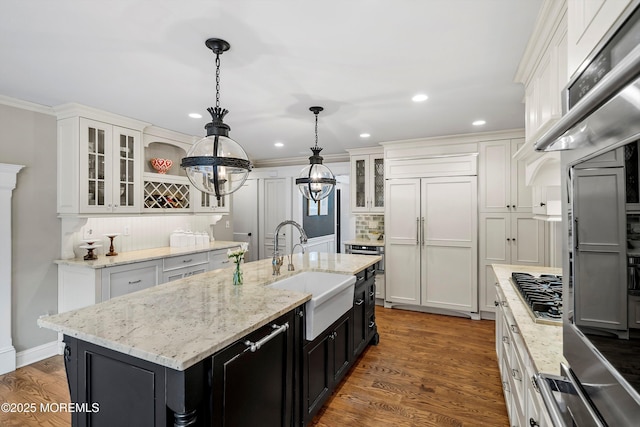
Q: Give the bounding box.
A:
[183,258,193,263]
[510,324,519,334]
[221,260,230,264]
[531,376,540,393]
[368,321,375,328]
[502,381,510,393]
[355,299,364,306]
[128,279,142,285]
[369,291,375,297]
[502,336,510,344]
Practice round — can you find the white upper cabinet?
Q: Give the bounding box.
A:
[56,104,149,215]
[348,148,384,213]
[567,0,632,78]
[193,191,230,214]
[479,139,531,213]
[142,126,230,214]
[515,0,568,146]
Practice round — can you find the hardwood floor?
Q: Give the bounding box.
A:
[310,307,508,427]
[0,307,507,426]
[0,356,70,426]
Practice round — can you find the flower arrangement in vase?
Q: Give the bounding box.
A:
[227,243,249,286]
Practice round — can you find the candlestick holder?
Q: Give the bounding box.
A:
[104,233,120,256]
[79,244,101,260]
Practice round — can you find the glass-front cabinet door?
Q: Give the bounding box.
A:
[350,153,384,213]
[194,190,229,214]
[79,118,140,213]
[85,123,109,209]
[372,157,384,211]
[114,126,140,212]
[352,156,367,211]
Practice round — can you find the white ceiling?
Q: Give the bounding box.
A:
[0,0,542,164]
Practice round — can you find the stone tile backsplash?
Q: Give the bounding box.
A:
[354,214,384,239]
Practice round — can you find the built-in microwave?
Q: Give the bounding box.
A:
[535,1,640,425]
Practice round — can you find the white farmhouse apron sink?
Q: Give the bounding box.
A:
[269,272,356,341]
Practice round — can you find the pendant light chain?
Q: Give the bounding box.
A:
[314,112,319,148]
[215,53,221,109]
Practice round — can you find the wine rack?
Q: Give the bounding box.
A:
[143,174,190,210]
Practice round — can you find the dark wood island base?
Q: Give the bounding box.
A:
[62,308,300,427]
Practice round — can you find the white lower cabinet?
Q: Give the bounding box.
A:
[102,260,161,299]
[479,213,545,314]
[495,281,551,427]
[210,249,233,271]
[162,252,210,282]
[57,248,238,313]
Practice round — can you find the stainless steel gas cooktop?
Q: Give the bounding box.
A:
[510,272,563,326]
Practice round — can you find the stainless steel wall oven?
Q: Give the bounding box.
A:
[535,1,640,425]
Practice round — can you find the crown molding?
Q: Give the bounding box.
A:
[0,94,55,115]
[514,0,568,85]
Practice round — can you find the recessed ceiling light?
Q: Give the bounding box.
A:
[412,93,428,103]
[188,113,202,119]
[274,142,284,148]
[472,120,486,126]
[360,133,371,138]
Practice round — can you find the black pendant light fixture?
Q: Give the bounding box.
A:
[181,38,251,201]
[296,106,336,202]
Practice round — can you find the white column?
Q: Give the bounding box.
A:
[0,163,24,375]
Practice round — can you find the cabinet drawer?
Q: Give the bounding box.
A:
[162,266,208,283]
[210,249,234,270]
[102,261,160,300]
[163,252,209,271]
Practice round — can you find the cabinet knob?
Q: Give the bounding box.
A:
[539,202,546,207]
[506,238,511,241]
[512,368,521,381]
[529,419,540,427]
[494,300,500,306]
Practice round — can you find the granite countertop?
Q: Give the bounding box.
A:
[55,240,241,269]
[344,238,384,247]
[39,252,381,371]
[492,264,564,375]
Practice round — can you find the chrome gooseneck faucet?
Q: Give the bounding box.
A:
[273,220,308,275]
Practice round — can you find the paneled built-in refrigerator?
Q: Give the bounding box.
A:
[385,176,478,313]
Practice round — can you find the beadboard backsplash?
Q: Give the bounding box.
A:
[64,215,227,259]
[354,214,384,239]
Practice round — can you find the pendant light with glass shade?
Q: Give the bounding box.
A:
[296,106,336,202]
[181,38,251,201]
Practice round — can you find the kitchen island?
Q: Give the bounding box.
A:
[492,264,563,426]
[39,252,380,427]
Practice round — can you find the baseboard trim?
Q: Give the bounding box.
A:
[0,345,17,375]
[16,341,59,368]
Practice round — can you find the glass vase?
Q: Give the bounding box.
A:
[232,261,243,286]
